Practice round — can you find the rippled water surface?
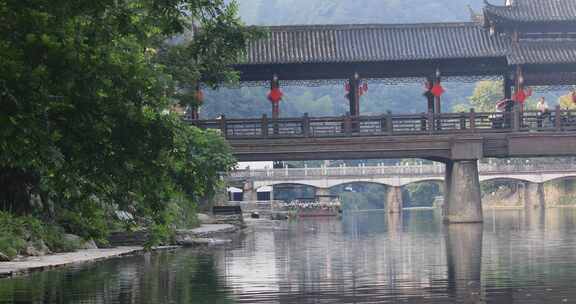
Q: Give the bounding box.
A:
[3,209,576,303]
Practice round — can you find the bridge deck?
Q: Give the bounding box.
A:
[190,110,576,161]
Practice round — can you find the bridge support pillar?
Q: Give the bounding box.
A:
[243,181,257,202]
[386,186,403,214]
[444,160,483,223]
[316,187,331,202]
[524,182,545,209]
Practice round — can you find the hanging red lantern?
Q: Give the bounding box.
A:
[268,87,283,103]
[431,83,445,97]
[514,89,527,103]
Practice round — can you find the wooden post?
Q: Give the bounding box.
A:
[555,105,562,131]
[344,112,352,136]
[270,75,281,120]
[386,110,394,134]
[427,111,434,134]
[219,114,227,137]
[434,69,442,114]
[426,77,435,113]
[261,114,269,138]
[503,74,513,100]
[302,113,310,137]
[469,108,476,132]
[380,114,387,133]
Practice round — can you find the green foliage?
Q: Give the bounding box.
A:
[332,183,386,210]
[469,81,504,112]
[559,91,576,109]
[404,182,441,207]
[0,211,81,256]
[0,0,249,244]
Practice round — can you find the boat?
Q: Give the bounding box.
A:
[286,195,342,218]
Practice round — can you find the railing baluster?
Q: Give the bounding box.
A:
[427,112,434,134]
[513,110,520,131]
[344,113,352,136]
[302,113,310,137]
[261,114,269,138]
[386,111,393,135]
[469,108,476,132]
[555,105,562,131]
[219,115,227,138]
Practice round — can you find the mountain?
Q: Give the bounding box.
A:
[236,0,486,25]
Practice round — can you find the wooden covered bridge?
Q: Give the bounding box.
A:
[189,0,576,223]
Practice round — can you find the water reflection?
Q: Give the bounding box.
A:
[445,224,483,304]
[3,209,576,303]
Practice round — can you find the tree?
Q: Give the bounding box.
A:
[0,0,256,242]
[468,81,503,112]
[559,91,576,110]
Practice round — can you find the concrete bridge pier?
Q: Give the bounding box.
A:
[315,187,331,202]
[444,160,483,223]
[524,182,545,209]
[386,186,403,214]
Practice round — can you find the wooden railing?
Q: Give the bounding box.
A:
[229,161,576,180]
[185,107,576,139]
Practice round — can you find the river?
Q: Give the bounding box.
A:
[2,209,576,303]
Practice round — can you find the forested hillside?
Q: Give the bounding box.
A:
[237,0,485,25]
[201,0,565,119]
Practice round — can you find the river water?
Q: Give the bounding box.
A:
[2,209,576,303]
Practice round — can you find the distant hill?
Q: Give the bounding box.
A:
[237,0,486,25]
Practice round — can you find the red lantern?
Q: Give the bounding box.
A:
[431,83,445,97]
[572,91,576,104]
[268,87,283,103]
[514,90,527,103]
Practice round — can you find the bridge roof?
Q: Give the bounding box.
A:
[484,0,576,24]
[233,0,576,83]
[509,40,576,65]
[242,23,509,65]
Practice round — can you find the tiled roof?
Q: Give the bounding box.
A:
[484,0,576,23]
[508,40,576,65]
[242,23,510,65]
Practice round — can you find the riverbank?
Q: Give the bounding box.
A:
[0,246,147,279]
[0,223,246,279]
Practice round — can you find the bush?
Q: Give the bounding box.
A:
[0,211,81,256]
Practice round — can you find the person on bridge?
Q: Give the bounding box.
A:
[537,97,550,128]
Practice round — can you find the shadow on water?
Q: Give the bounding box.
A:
[4,209,576,303]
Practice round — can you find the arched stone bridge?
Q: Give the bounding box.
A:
[229,162,576,213]
[230,163,576,190]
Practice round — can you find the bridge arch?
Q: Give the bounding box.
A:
[329,181,394,189]
[542,175,576,184]
[254,181,322,190]
[479,176,539,184]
